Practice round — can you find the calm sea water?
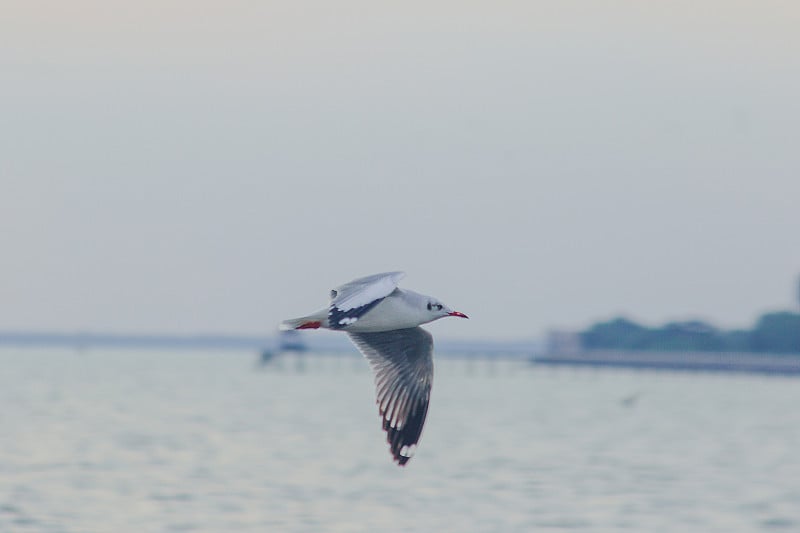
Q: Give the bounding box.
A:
[1,348,799,533]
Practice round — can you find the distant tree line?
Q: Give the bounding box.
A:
[580,312,800,354]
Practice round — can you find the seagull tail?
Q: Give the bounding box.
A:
[279,309,329,331]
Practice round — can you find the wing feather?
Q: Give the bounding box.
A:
[328,272,405,330]
[347,327,433,466]
[329,272,405,311]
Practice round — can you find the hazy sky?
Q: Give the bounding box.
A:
[2,1,799,340]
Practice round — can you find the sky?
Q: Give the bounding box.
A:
[2,1,799,341]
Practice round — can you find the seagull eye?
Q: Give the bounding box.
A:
[427,302,432,311]
[436,304,443,311]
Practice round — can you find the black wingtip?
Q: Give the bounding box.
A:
[382,401,428,466]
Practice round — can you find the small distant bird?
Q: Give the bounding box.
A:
[280,272,468,465]
[620,391,642,407]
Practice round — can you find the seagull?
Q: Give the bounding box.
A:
[279,271,468,465]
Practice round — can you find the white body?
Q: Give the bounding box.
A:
[280,272,461,333]
[336,289,435,332]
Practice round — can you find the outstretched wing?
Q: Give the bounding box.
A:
[328,272,405,330]
[347,327,433,466]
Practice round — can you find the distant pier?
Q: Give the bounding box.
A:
[534,350,800,376]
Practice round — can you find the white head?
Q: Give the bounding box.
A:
[421,296,469,323]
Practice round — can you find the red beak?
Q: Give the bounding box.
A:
[448,311,469,319]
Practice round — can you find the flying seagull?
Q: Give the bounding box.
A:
[280,271,468,465]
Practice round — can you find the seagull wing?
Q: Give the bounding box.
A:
[347,327,433,466]
[328,271,405,329]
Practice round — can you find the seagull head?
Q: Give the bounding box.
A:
[425,299,469,322]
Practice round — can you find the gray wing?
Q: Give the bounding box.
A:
[347,327,433,466]
[328,272,405,330]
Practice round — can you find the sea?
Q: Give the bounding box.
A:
[1,348,799,533]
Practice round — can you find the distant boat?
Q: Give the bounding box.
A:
[278,330,307,352]
[258,330,308,367]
